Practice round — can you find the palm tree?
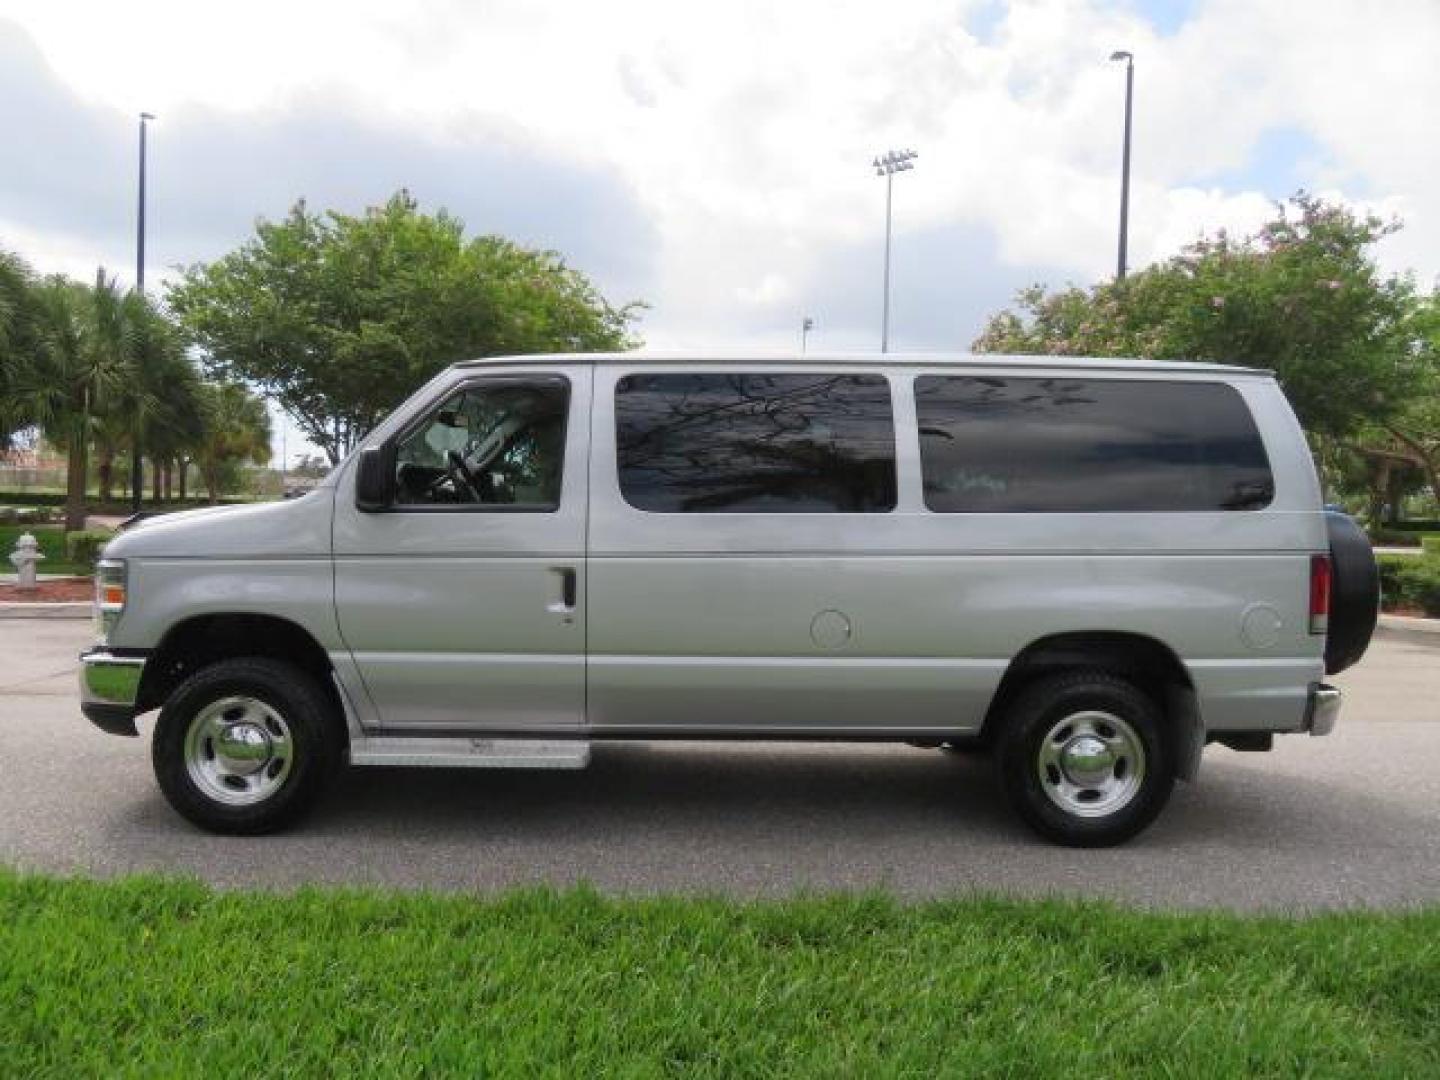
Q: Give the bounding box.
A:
[90,287,147,503]
[143,348,205,502]
[21,273,130,530]
[194,381,272,503]
[0,249,42,449]
[92,292,204,504]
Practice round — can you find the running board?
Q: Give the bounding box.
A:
[349,734,590,769]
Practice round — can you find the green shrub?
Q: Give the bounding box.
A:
[0,491,67,507]
[64,530,113,569]
[1381,554,1440,616]
[1421,535,1440,558]
[1395,559,1440,616]
[1377,553,1411,604]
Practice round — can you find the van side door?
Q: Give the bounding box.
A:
[584,365,993,736]
[332,365,589,732]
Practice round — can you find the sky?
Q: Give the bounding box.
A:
[3,0,1437,466]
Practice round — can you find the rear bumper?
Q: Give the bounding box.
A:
[79,648,146,737]
[1305,682,1341,737]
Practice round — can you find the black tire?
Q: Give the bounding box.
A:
[1325,511,1379,675]
[995,670,1174,847]
[152,657,342,835]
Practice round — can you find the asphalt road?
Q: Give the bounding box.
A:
[3,619,1438,911]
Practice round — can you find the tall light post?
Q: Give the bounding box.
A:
[1109,51,1133,281]
[131,111,155,512]
[873,148,917,353]
[800,316,814,354]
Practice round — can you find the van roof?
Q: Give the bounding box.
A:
[452,351,1271,377]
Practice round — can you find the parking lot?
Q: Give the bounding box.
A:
[2,618,1437,910]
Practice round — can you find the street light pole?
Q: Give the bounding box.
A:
[1110,51,1134,281]
[873,149,917,353]
[131,112,154,513]
[800,316,814,355]
[882,172,893,350]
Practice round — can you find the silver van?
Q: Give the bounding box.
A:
[80,354,1378,846]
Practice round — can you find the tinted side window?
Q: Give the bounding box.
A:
[915,376,1273,512]
[616,373,897,513]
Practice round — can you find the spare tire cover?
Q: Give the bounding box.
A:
[1325,511,1379,675]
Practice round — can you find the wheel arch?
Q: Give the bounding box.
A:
[982,631,1203,780]
[136,612,341,724]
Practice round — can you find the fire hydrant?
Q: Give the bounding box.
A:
[9,532,44,591]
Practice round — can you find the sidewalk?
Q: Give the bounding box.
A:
[1378,613,1440,637]
[85,514,130,530]
[0,602,90,619]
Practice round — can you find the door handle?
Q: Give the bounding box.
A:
[547,567,577,616]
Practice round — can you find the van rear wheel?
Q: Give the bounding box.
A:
[996,670,1173,847]
[152,658,341,835]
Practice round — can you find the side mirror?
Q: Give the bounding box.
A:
[354,446,392,511]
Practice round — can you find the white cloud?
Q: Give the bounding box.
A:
[6,0,1439,354]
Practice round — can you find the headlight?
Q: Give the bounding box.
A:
[95,559,127,642]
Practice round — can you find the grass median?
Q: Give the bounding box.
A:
[3,869,1437,1076]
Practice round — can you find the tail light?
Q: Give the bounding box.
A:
[1309,554,1331,636]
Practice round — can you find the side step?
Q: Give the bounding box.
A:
[349,734,591,770]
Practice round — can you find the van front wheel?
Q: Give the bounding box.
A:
[152,658,341,835]
[996,671,1173,847]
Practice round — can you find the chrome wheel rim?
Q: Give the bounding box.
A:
[1036,710,1145,818]
[183,696,294,807]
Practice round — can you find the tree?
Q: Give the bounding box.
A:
[169,191,643,464]
[290,453,330,479]
[1351,294,1440,508]
[973,194,1425,443]
[129,296,206,503]
[193,381,272,503]
[88,292,204,504]
[0,248,44,448]
[19,273,132,530]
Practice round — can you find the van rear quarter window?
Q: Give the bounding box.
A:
[915,376,1274,512]
[616,373,897,512]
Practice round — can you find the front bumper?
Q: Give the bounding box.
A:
[79,648,147,737]
[1305,682,1342,737]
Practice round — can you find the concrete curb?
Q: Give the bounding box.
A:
[1378,613,1440,636]
[0,602,90,620]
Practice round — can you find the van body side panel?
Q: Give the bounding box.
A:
[101,488,344,656]
[586,365,1326,737]
[330,365,591,732]
[585,553,1321,734]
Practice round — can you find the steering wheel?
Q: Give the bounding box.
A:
[446,450,482,502]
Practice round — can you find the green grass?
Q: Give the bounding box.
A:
[0,525,90,577]
[2,871,1437,1076]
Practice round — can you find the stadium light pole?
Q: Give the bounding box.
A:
[131,111,155,513]
[873,149,917,353]
[1110,51,1133,281]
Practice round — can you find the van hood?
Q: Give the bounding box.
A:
[104,489,335,560]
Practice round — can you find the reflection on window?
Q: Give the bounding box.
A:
[616,373,897,513]
[394,379,569,508]
[915,376,1274,513]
